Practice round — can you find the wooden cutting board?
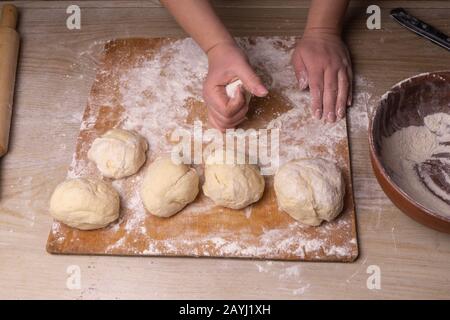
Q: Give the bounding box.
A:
[46,37,358,262]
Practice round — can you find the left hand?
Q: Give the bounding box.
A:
[291,31,352,122]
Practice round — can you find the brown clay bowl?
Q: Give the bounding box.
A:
[369,71,450,233]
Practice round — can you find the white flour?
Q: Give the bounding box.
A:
[63,37,373,259]
[381,113,450,217]
[117,37,373,166]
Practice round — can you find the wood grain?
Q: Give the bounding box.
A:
[46,37,358,262]
[0,0,449,299]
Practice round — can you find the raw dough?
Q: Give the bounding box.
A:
[140,156,199,217]
[225,79,252,106]
[88,129,148,179]
[203,151,265,209]
[49,178,120,230]
[274,158,345,226]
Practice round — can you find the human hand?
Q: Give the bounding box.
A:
[203,42,268,131]
[291,32,352,122]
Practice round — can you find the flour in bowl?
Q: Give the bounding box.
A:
[381,112,450,217]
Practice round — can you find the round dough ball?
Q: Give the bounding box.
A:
[49,178,120,230]
[274,158,345,226]
[140,156,199,218]
[88,129,148,179]
[203,152,265,209]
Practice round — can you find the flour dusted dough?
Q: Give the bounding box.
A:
[203,151,265,209]
[274,158,345,226]
[88,129,148,179]
[140,156,199,217]
[49,178,120,230]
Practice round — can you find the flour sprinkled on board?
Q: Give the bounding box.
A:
[119,39,207,156]
[60,37,364,261]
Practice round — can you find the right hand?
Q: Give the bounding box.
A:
[203,42,268,131]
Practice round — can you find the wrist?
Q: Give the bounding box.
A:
[301,28,343,44]
[303,27,342,38]
[206,41,244,65]
[205,39,238,57]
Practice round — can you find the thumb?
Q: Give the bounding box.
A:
[237,64,268,97]
[293,56,309,90]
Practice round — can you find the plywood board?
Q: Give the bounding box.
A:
[47,37,358,261]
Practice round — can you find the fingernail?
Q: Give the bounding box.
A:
[337,108,346,119]
[298,75,308,90]
[327,112,336,123]
[314,109,322,119]
[255,86,268,96]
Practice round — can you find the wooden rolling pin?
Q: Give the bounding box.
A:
[0,4,19,157]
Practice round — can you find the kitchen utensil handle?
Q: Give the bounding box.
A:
[0,4,20,157]
[390,8,450,51]
[0,4,17,29]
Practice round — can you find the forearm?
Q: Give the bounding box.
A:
[305,0,349,35]
[160,0,235,53]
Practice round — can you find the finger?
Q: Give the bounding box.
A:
[206,84,247,120]
[227,94,249,123]
[208,100,249,128]
[203,81,228,108]
[293,55,309,90]
[224,85,247,118]
[203,84,230,117]
[347,65,353,107]
[323,69,338,123]
[208,112,225,132]
[237,64,268,97]
[308,70,324,120]
[209,111,247,131]
[222,114,247,128]
[225,112,248,128]
[207,86,248,126]
[336,69,349,119]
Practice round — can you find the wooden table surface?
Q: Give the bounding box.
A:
[0,0,449,300]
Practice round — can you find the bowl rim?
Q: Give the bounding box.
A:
[368,70,450,223]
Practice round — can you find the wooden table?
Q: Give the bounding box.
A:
[0,0,449,299]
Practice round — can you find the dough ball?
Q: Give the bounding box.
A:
[203,152,265,209]
[140,156,199,217]
[225,79,252,106]
[274,158,345,226]
[49,178,120,230]
[88,129,148,179]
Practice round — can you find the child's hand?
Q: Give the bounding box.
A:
[204,42,268,131]
[291,32,352,122]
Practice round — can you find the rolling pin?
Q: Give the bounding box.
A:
[0,4,19,157]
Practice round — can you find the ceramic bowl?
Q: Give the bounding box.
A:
[369,71,450,233]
